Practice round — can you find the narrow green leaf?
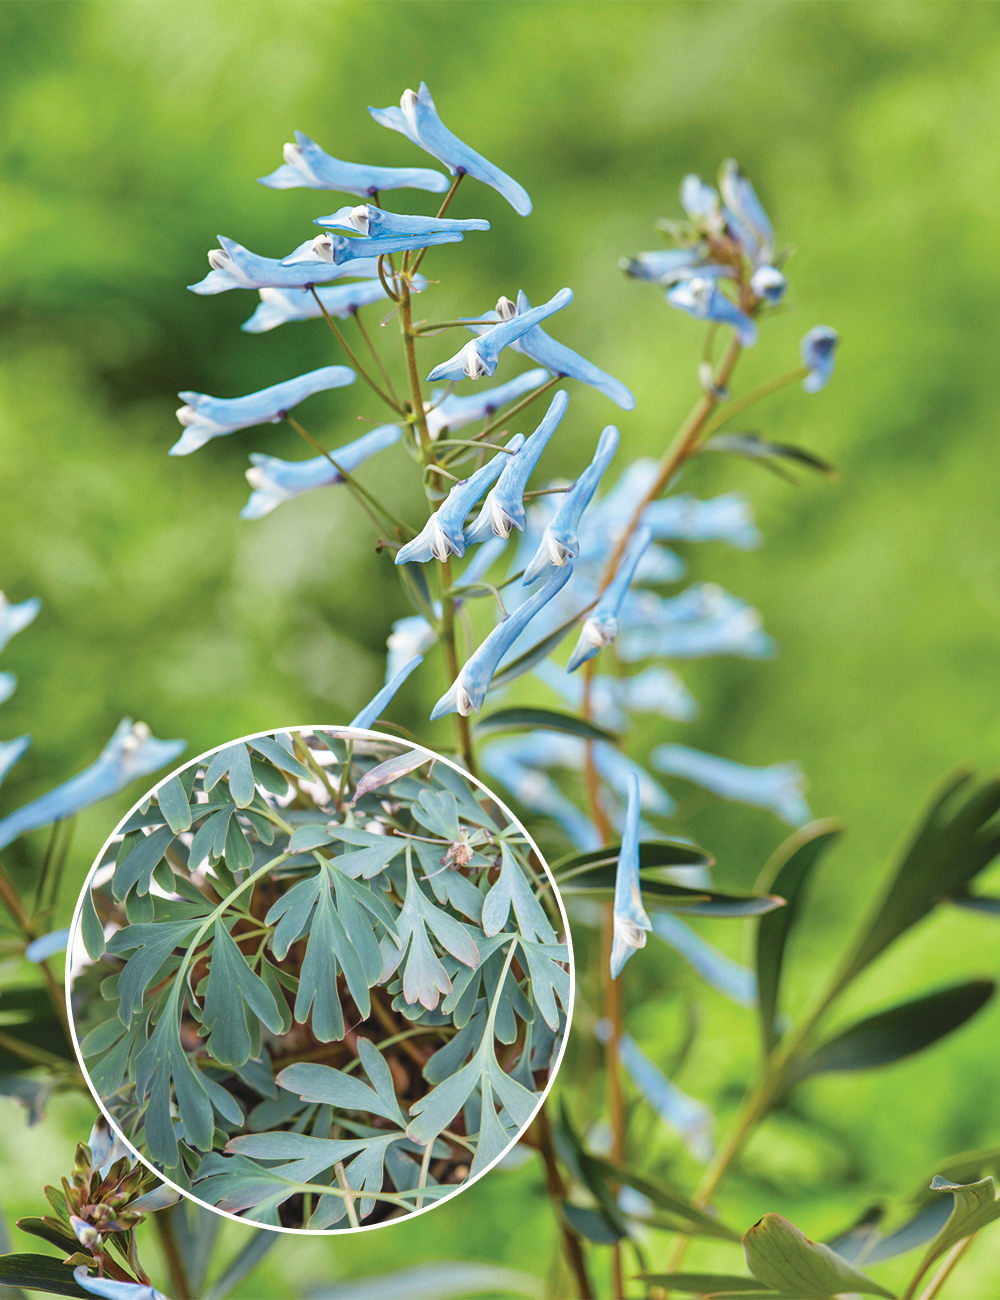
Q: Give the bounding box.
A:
[561,1202,625,1244]
[202,1229,279,1300]
[13,1217,79,1254]
[637,1276,769,1295]
[743,1213,895,1298]
[553,840,713,875]
[915,1176,1000,1278]
[156,774,192,833]
[473,707,619,743]
[80,887,105,960]
[706,432,836,480]
[248,737,315,782]
[557,858,782,917]
[756,820,842,1051]
[587,1157,741,1241]
[790,979,995,1084]
[0,1255,90,1298]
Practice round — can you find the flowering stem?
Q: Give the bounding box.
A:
[309,288,405,414]
[700,364,809,439]
[285,416,413,537]
[531,1102,596,1299]
[353,308,402,407]
[409,173,465,278]
[438,555,476,776]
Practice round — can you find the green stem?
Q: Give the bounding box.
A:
[152,1206,193,1300]
[353,309,401,407]
[699,364,809,439]
[912,1235,976,1300]
[415,1141,434,1210]
[334,1161,360,1228]
[409,173,464,276]
[285,416,413,537]
[469,376,561,445]
[309,288,405,414]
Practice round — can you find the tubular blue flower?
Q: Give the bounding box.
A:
[719,158,775,265]
[650,911,757,1007]
[25,929,69,963]
[429,289,573,383]
[349,654,424,731]
[73,1268,168,1300]
[680,174,723,227]
[622,667,699,722]
[430,567,573,718]
[423,369,548,441]
[171,366,356,457]
[386,613,439,682]
[395,444,516,564]
[188,235,382,294]
[0,674,14,705]
[615,1032,714,1161]
[0,736,30,790]
[480,743,600,851]
[618,586,775,661]
[464,390,569,544]
[258,130,449,196]
[620,249,705,283]
[369,83,532,216]
[314,204,489,241]
[305,227,466,265]
[801,325,840,392]
[0,720,185,852]
[0,593,41,654]
[241,424,402,520]
[610,772,651,979]
[642,492,762,550]
[651,744,811,825]
[468,290,636,410]
[241,279,394,333]
[566,525,653,671]
[750,264,787,305]
[666,276,757,347]
[523,425,620,583]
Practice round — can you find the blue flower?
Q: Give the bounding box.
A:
[73,1268,169,1300]
[481,742,600,850]
[241,279,394,333]
[241,424,402,519]
[87,1119,132,1174]
[0,736,30,790]
[188,235,382,295]
[467,290,636,410]
[258,130,449,197]
[523,424,620,583]
[610,772,652,979]
[0,720,184,852]
[429,289,573,382]
[25,929,69,963]
[314,203,489,240]
[620,249,705,284]
[617,584,775,662]
[424,369,548,440]
[386,613,439,682]
[615,1032,714,1160]
[171,366,356,456]
[566,525,653,671]
[680,174,723,227]
[666,276,757,347]
[349,654,424,731]
[0,593,41,654]
[750,264,786,305]
[430,567,573,718]
[0,674,14,705]
[651,743,811,825]
[801,325,840,392]
[369,83,532,216]
[719,159,775,265]
[642,492,762,550]
[395,444,516,564]
[464,390,569,544]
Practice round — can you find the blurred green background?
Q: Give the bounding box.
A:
[3,0,1000,1295]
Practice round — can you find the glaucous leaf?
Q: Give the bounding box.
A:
[473,707,618,743]
[743,1213,895,1298]
[200,920,286,1067]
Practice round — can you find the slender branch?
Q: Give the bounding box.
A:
[334,1161,360,1229]
[285,416,413,537]
[152,1207,193,1300]
[438,556,476,776]
[309,288,405,414]
[415,1141,434,1210]
[699,364,809,440]
[914,1235,976,1300]
[409,173,464,276]
[531,1102,595,1299]
[474,376,562,442]
[353,308,401,407]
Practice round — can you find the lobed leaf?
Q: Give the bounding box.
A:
[200,920,286,1068]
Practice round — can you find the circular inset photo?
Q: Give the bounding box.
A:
[67,727,572,1231]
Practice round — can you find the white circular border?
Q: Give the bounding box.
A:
[65,724,576,1236]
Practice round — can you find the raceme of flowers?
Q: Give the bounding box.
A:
[69,729,569,1229]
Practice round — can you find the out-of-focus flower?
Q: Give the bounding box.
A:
[651,911,757,1006]
[620,249,705,284]
[171,367,355,457]
[0,736,31,790]
[429,290,573,382]
[369,83,532,216]
[610,772,651,979]
[615,1031,714,1161]
[666,276,757,347]
[188,236,381,294]
[258,130,449,196]
[464,390,568,544]
[618,585,775,661]
[73,1268,169,1300]
[680,174,724,228]
[641,492,762,550]
[241,279,397,333]
[0,721,185,852]
[523,425,620,582]
[25,929,69,963]
[481,743,600,850]
[350,654,423,731]
[0,593,41,654]
[241,424,401,519]
[386,612,440,682]
[719,158,774,265]
[566,525,652,671]
[466,290,635,410]
[395,444,516,564]
[651,743,810,824]
[801,325,840,392]
[430,567,573,718]
[423,370,548,441]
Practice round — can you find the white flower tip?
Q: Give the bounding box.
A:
[312,234,334,261]
[401,88,419,111]
[207,248,233,272]
[463,344,491,380]
[349,204,370,235]
[282,141,304,168]
[495,296,518,321]
[175,405,197,427]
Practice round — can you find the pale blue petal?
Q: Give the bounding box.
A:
[480,745,600,851]
[241,279,394,333]
[0,720,185,852]
[258,130,449,196]
[750,264,786,304]
[617,1033,714,1161]
[680,175,720,223]
[73,1268,169,1300]
[430,290,572,383]
[651,743,811,825]
[241,424,401,519]
[425,370,548,440]
[370,83,532,216]
[622,668,699,723]
[641,492,762,550]
[350,654,423,730]
[666,277,757,346]
[719,159,775,264]
[0,595,41,654]
[316,229,466,265]
[395,446,513,564]
[0,735,30,790]
[25,928,70,963]
[617,585,776,661]
[509,290,635,410]
[172,366,356,457]
[386,614,439,683]
[454,535,509,587]
[650,912,757,1005]
[610,772,651,978]
[567,525,652,671]
[523,425,620,583]
[188,235,382,295]
[801,325,840,392]
[0,672,14,705]
[315,205,488,238]
[621,249,704,283]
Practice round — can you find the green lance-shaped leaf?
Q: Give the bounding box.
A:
[202,1229,280,1300]
[587,1157,742,1241]
[248,735,315,781]
[788,979,995,1086]
[0,1254,91,1298]
[756,819,843,1051]
[80,886,105,960]
[743,1213,896,1298]
[156,773,192,832]
[637,1275,770,1294]
[557,849,783,917]
[913,1175,1000,1281]
[832,771,1000,998]
[473,707,619,743]
[111,824,176,900]
[200,919,286,1068]
[705,432,837,482]
[482,841,557,943]
[204,742,256,808]
[276,1037,407,1128]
